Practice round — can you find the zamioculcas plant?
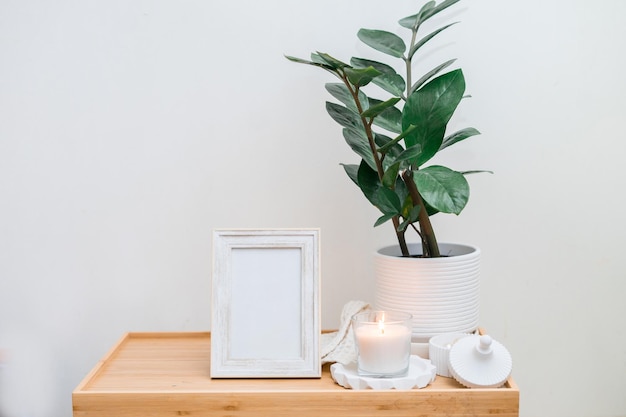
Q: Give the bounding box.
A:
[286,0,488,258]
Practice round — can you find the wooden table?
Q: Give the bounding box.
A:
[73,332,519,417]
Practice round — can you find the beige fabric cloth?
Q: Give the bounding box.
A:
[320,300,370,364]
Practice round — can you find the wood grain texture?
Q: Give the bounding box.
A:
[73,332,519,417]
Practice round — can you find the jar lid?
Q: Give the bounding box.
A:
[448,334,512,388]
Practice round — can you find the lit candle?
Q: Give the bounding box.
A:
[352,311,412,377]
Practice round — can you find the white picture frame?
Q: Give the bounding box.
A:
[210,229,321,378]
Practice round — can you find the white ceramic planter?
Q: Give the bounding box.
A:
[374,243,480,344]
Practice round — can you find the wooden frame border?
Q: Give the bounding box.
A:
[211,229,320,378]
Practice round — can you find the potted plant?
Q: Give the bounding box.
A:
[286,0,489,346]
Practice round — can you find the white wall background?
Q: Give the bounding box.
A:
[1,0,625,416]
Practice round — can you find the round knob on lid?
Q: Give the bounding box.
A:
[476,335,493,355]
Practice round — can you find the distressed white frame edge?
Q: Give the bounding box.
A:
[211,229,320,378]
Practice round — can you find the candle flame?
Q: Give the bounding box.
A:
[378,312,385,335]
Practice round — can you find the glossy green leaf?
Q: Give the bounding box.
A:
[341,163,359,185]
[357,161,402,216]
[379,187,402,212]
[399,1,435,29]
[374,133,405,171]
[357,29,406,58]
[326,102,363,130]
[374,213,396,227]
[369,99,402,133]
[391,144,422,165]
[313,52,349,69]
[413,166,469,214]
[374,73,407,97]
[382,162,400,188]
[374,132,399,150]
[421,0,461,23]
[325,83,368,113]
[402,69,466,166]
[402,0,461,31]
[411,59,456,94]
[343,128,377,171]
[285,54,341,78]
[361,97,401,118]
[397,203,423,232]
[376,124,418,154]
[395,179,410,210]
[440,127,481,151]
[406,203,422,223]
[397,217,411,232]
[408,23,459,60]
[345,66,382,87]
[351,57,396,75]
[351,58,406,96]
[356,160,383,208]
[461,169,493,175]
[285,55,328,68]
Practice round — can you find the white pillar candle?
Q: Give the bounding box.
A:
[353,312,412,376]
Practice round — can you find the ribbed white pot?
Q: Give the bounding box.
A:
[374,243,480,343]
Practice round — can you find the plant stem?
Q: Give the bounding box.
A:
[342,76,385,178]
[341,72,410,257]
[393,217,410,256]
[399,16,441,258]
[401,170,440,257]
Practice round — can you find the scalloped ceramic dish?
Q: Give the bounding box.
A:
[330,355,436,390]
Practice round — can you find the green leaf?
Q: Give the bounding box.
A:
[391,144,422,165]
[399,1,435,29]
[413,166,469,214]
[343,128,377,171]
[408,23,459,60]
[406,204,422,223]
[285,55,329,68]
[313,52,349,69]
[375,133,405,170]
[379,187,402,213]
[341,163,359,185]
[374,73,407,97]
[397,217,411,232]
[397,203,423,232]
[461,169,493,175]
[285,54,341,78]
[402,0,461,31]
[374,213,396,227]
[376,124,418,153]
[357,160,383,207]
[326,102,362,130]
[351,57,406,96]
[361,97,401,118]
[440,127,481,151]
[357,161,400,215]
[402,69,466,166]
[382,162,400,188]
[411,59,456,94]
[350,57,397,75]
[357,29,406,58]
[345,66,382,87]
[369,99,402,133]
[325,83,368,113]
[421,0,461,23]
